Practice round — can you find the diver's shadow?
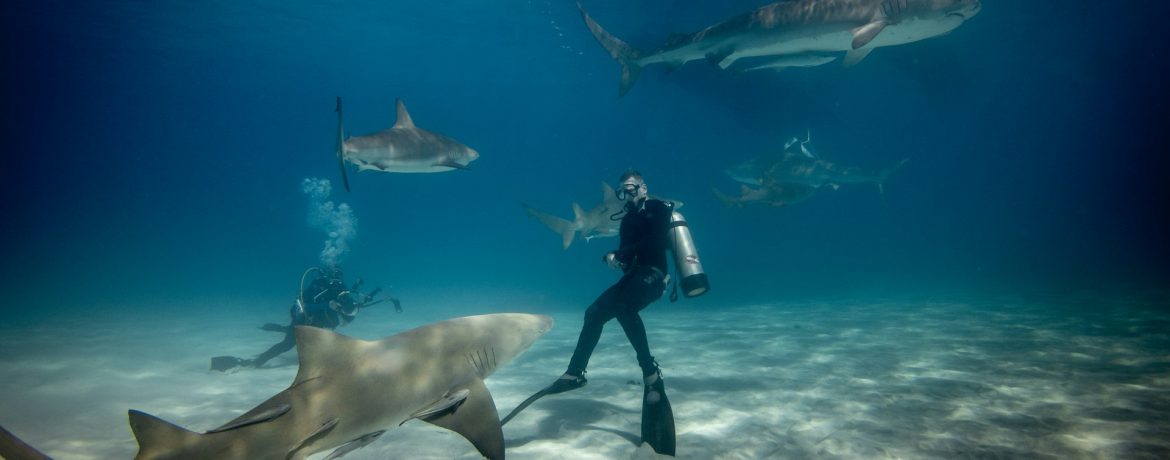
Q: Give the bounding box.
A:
[504,397,640,448]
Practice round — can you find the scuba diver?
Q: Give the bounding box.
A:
[504,170,708,456]
[211,265,400,371]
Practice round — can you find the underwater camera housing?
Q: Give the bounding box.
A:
[669,211,708,297]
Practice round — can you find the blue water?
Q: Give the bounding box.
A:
[2,0,1170,454]
[3,1,1166,325]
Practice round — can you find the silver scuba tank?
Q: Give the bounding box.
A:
[668,211,708,297]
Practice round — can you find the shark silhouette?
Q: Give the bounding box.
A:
[577,0,981,95]
[334,97,480,191]
[524,183,684,250]
[129,313,553,460]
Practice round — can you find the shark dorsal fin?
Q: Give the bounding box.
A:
[571,202,586,221]
[419,378,504,460]
[394,99,416,129]
[293,326,366,385]
[602,182,617,201]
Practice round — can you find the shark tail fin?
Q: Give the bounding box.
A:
[712,187,737,208]
[335,96,351,193]
[128,410,202,458]
[877,158,910,193]
[523,205,577,250]
[577,2,643,97]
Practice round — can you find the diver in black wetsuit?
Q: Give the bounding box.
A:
[210,266,400,371]
[550,170,673,390]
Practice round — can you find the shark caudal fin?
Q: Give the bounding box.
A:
[877,158,910,194]
[128,410,203,459]
[523,205,578,250]
[335,97,351,192]
[577,2,643,97]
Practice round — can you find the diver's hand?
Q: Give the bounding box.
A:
[604,252,624,270]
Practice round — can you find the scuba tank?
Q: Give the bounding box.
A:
[668,211,708,297]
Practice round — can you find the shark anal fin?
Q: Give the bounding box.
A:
[420,378,504,460]
[206,402,292,433]
[323,430,386,460]
[406,388,471,424]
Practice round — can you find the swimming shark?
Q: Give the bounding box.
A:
[578,0,982,95]
[129,313,553,460]
[334,97,480,191]
[725,133,908,193]
[523,183,684,250]
[523,183,622,250]
[713,181,819,207]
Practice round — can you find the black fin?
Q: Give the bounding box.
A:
[500,386,552,426]
[641,375,676,456]
[210,355,248,372]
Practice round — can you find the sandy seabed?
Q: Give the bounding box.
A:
[1,291,1167,459]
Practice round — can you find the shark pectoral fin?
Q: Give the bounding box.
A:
[322,430,386,460]
[129,410,203,459]
[843,47,875,67]
[406,388,472,424]
[851,20,887,49]
[433,159,469,170]
[420,378,504,460]
[0,424,51,460]
[206,402,292,433]
[705,48,736,69]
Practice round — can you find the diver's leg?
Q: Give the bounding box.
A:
[615,267,667,376]
[251,330,296,368]
[565,280,624,374]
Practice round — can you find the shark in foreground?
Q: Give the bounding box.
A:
[334,97,480,191]
[577,0,982,95]
[129,313,553,460]
[524,183,683,250]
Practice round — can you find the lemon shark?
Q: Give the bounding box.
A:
[577,0,982,95]
[334,97,480,191]
[129,313,553,460]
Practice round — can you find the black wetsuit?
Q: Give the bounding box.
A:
[567,198,673,376]
[252,280,355,367]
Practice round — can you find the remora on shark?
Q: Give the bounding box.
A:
[129,313,552,460]
[577,0,982,95]
[334,97,480,191]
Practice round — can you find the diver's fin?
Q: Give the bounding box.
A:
[0,424,53,460]
[210,355,250,372]
[641,372,676,456]
[501,373,587,426]
[335,96,351,192]
[500,386,552,426]
[259,323,290,333]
